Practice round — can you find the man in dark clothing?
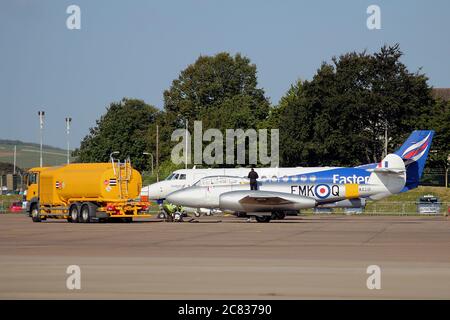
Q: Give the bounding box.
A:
[248,168,259,190]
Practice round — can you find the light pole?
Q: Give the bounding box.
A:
[384,120,388,158]
[38,111,45,167]
[185,119,189,169]
[156,125,159,182]
[143,152,154,176]
[65,117,72,164]
[446,154,450,189]
[143,152,154,199]
[13,145,16,174]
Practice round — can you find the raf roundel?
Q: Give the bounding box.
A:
[314,184,331,199]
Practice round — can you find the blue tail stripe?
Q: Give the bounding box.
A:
[394,130,434,191]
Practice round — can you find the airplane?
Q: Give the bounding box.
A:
[165,130,434,222]
[143,130,433,202]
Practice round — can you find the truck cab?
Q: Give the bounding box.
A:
[24,167,45,216]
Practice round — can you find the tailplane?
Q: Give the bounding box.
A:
[368,154,406,200]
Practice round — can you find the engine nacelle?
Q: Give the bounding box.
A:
[219,190,317,212]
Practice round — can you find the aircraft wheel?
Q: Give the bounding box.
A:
[255,216,271,223]
[272,212,286,220]
[173,212,183,222]
[235,212,247,218]
[194,211,201,218]
[158,212,166,219]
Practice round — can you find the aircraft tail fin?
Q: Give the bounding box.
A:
[393,130,434,191]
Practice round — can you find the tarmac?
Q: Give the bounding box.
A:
[0,213,449,299]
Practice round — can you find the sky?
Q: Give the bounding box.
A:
[1,0,449,149]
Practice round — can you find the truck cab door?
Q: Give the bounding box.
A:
[26,172,39,201]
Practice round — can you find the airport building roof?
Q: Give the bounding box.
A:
[432,88,450,101]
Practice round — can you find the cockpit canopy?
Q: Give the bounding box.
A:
[165,173,186,180]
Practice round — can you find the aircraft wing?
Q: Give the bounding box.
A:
[220,190,317,212]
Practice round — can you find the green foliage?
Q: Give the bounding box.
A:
[145,111,178,168]
[372,186,450,203]
[428,99,450,169]
[73,98,159,171]
[142,159,185,186]
[163,52,269,126]
[275,44,435,167]
[160,52,271,167]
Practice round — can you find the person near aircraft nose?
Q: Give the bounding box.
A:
[248,167,259,190]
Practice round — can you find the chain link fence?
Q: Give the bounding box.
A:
[301,201,450,216]
[364,201,450,215]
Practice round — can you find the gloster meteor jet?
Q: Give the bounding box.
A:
[165,130,434,222]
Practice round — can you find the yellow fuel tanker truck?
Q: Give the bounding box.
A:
[25,159,151,223]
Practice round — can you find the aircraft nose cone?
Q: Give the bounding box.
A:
[166,190,188,206]
[166,187,208,207]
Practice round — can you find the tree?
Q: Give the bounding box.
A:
[164,53,269,128]
[161,52,271,167]
[275,44,435,167]
[428,99,450,185]
[74,98,159,171]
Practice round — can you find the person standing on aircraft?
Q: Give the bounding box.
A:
[248,167,259,190]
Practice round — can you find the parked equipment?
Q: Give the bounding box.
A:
[416,194,441,215]
[25,158,150,223]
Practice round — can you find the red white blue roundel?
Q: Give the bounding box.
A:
[315,184,331,199]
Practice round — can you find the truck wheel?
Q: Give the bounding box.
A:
[80,202,97,223]
[255,215,271,223]
[69,204,80,223]
[80,204,90,223]
[31,205,41,222]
